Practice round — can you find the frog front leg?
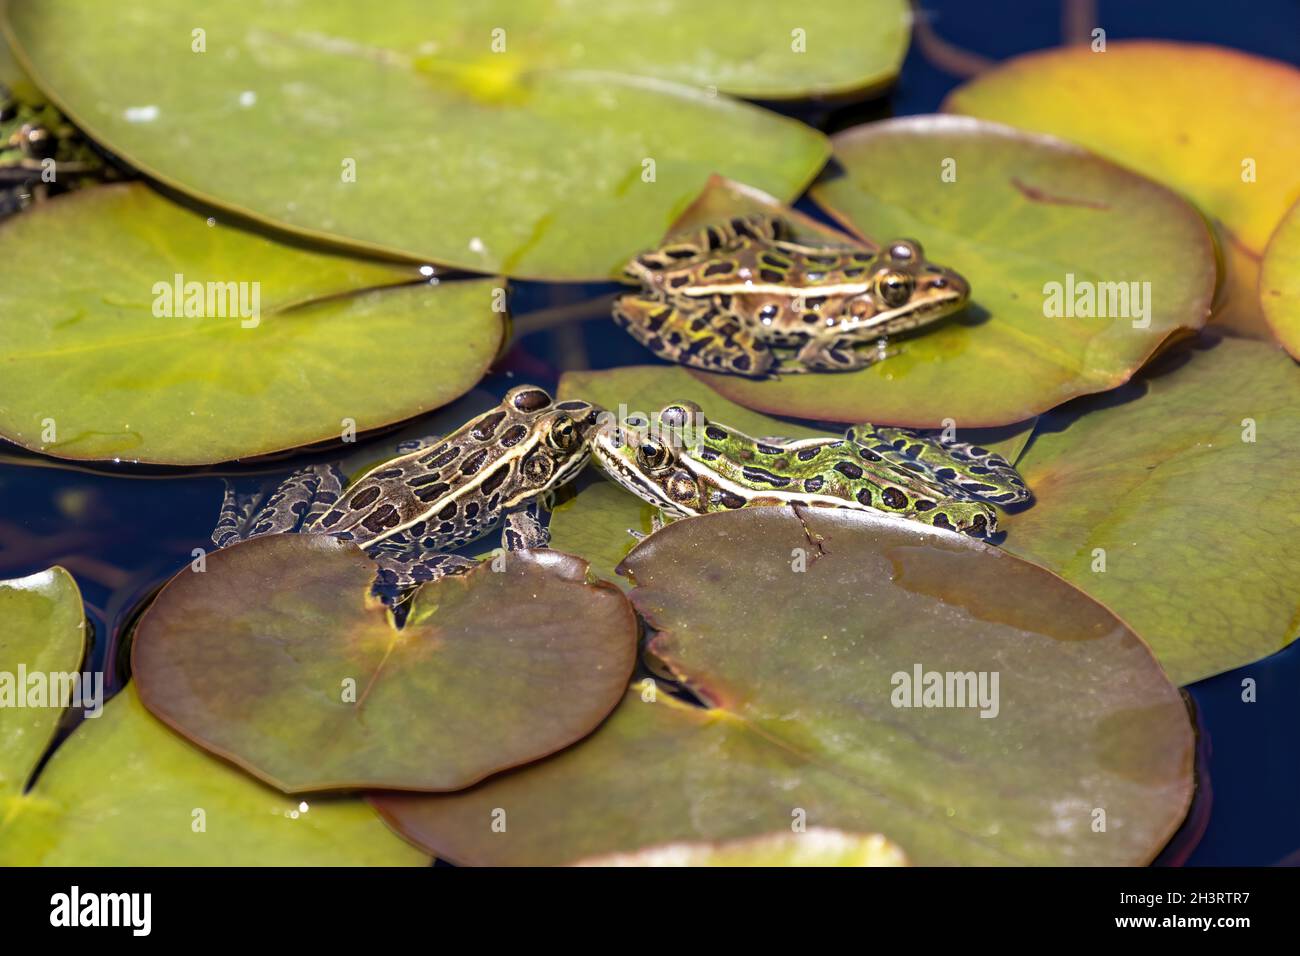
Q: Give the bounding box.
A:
[367,539,477,588]
[613,293,773,377]
[786,334,898,374]
[362,499,549,604]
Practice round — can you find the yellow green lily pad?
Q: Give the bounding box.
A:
[549,478,648,591]
[1,684,429,865]
[693,115,1213,427]
[4,0,836,279]
[0,26,31,93]
[133,534,637,793]
[944,41,1300,340]
[376,507,1194,865]
[1004,337,1300,686]
[0,567,86,803]
[1260,197,1300,357]
[0,183,504,465]
[572,828,909,867]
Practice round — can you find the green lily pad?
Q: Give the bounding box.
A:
[549,477,649,590]
[0,26,29,92]
[1260,198,1300,357]
[689,115,1214,427]
[376,507,1194,865]
[4,0,835,280]
[0,183,504,465]
[0,567,86,802]
[551,363,1036,584]
[3,0,909,104]
[944,41,1300,340]
[1,684,430,865]
[133,534,637,793]
[571,828,909,866]
[1003,337,1300,686]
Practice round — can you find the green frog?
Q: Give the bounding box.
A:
[212,386,601,599]
[589,401,1029,536]
[613,214,970,377]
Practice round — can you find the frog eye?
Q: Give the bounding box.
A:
[876,271,915,308]
[657,402,703,429]
[636,438,674,473]
[887,239,922,262]
[545,413,580,452]
[20,123,55,160]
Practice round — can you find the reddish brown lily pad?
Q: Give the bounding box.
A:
[376,507,1194,865]
[133,534,637,793]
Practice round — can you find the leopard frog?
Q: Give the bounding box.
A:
[590,402,1029,536]
[212,386,601,599]
[614,214,970,377]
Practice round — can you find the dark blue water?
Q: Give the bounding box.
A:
[3,0,1297,865]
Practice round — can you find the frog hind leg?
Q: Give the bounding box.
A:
[300,464,346,527]
[624,215,790,278]
[849,424,1031,506]
[212,463,345,548]
[923,500,1001,537]
[613,293,773,377]
[253,464,346,538]
[212,480,258,548]
[393,433,443,455]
